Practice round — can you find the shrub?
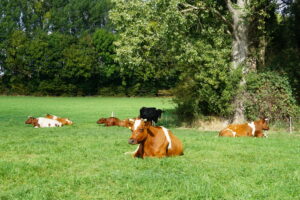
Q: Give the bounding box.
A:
[173,62,241,122]
[244,71,298,121]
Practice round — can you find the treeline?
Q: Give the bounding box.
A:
[0,0,173,96]
[0,0,299,120]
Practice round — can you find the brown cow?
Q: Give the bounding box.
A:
[45,114,73,125]
[219,118,270,137]
[127,118,184,158]
[97,117,135,128]
[97,117,121,126]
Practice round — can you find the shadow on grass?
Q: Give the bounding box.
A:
[156,109,181,128]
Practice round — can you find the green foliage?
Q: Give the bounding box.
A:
[92,29,118,78]
[173,57,241,121]
[110,0,188,87]
[266,0,300,103]
[110,0,239,112]
[244,72,298,121]
[267,48,300,103]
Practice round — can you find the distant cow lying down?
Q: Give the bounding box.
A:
[97,117,120,126]
[25,116,62,128]
[127,118,183,158]
[97,117,133,128]
[45,114,73,125]
[219,118,269,137]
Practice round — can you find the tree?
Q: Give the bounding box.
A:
[169,0,277,122]
[111,0,235,114]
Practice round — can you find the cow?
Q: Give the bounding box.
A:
[127,118,184,158]
[45,114,73,125]
[25,116,62,128]
[97,117,135,128]
[219,118,270,137]
[97,117,121,126]
[139,107,163,124]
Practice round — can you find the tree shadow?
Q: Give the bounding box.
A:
[156,109,180,128]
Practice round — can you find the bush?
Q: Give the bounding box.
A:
[244,71,298,121]
[173,64,241,122]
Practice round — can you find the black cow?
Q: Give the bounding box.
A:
[139,107,163,123]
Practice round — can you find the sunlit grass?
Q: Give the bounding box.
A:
[0,96,299,199]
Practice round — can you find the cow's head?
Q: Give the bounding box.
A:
[25,116,37,125]
[65,118,73,125]
[62,118,73,125]
[128,118,151,145]
[156,109,163,118]
[97,118,107,124]
[45,114,52,118]
[255,118,270,131]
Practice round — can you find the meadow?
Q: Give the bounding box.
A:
[0,96,299,200]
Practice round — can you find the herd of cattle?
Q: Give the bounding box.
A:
[25,107,270,158]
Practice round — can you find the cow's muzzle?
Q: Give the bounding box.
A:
[128,138,137,144]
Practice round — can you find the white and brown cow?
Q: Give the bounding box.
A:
[127,118,184,158]
[25,116,62,128]
[219,118,270,137]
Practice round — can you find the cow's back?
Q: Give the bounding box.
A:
[220,123,252,137]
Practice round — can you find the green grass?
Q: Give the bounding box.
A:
[0,96,299,200]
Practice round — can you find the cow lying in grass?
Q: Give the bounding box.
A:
[219,118,270,137]
[97,117,121,126]
[97,117,133,128]
[25,116,62,128]
[127,118,183,158]
[45,114,73,125]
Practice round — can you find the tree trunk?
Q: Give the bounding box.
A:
[227,0,250,123]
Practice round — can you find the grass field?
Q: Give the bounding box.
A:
[0,96,299,200]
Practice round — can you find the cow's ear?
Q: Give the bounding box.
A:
[145,121,152,127]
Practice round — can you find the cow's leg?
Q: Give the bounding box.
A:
[124,145,139,155]
[124,144,143,158]
[255,130,266,138]
[133,144,144,158]
[151,149,167,158]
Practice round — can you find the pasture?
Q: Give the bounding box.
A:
[0,96,299,200]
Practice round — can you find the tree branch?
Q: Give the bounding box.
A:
[180,2,233,34]
[226,0,235,15]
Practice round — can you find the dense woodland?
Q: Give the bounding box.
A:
[0,0,299,121]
